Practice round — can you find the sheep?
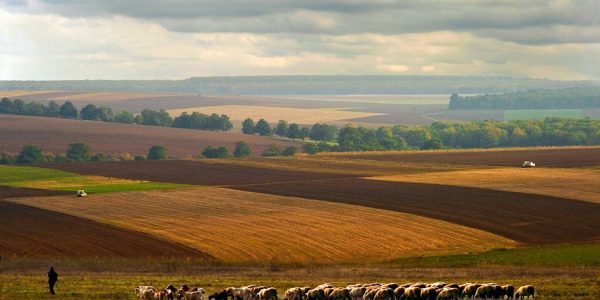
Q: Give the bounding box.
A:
[461,284,480,299]
[502,285,515,300]
[373,288,394,300]
[393,287,405,300]
[178,291,204,300]
[382,283,399,290]
[258,288,278,300]
[136,286,157,300]
[420,287,438,300]
[403,287,421,300]
[362,288,379,300]
[286,288,304,300]
[317,284,335,289]
[474,285,495,299]
[429,283,446,290]
[306,289,327,300]
[435,288,460,300]
[329,288,351,300]
[349,287,367,300]
[210,290,229,300]
[515,285,535,299]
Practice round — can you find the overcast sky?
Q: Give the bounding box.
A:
[1,0,599,80]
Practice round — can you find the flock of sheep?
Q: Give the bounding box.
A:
[135,282,535,300]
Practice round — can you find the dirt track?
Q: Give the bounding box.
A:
[0,114,297,157]
[235,178,600,245]
[0,186,71,198]
[335,147,600,168]
[0,201,211,258]
[43,160,352,186]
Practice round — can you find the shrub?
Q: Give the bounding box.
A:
[66,143,91,161]
[147,146,168,160]
[16,144,44,164]
[282,146,297,156]
[202,146,231,158]
[134,155,146,161]
[261,144,281,157]
[233,141,251,157]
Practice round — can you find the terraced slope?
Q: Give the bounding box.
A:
[9,188,516,263]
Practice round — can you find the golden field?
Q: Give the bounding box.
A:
[9,187,516,263]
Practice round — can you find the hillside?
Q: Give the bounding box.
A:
[0,114,298,157]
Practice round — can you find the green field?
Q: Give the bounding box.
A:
[504,109,584,121]
[389,243,600,268]
[0,165,190,193]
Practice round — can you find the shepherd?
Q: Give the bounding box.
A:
[47,266,58,295]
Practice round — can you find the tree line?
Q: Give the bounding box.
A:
[449,87,600,110]
[0,98,233,131]
[0,142,298,165]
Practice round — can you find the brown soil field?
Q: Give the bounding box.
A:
[235,178,600,245]
[0,186,70,198]
[0,201,210,258]
[42,160,351,186]
[327,147,600,168]
[371,167,600,204]
[10,188,515,263]
[0,114,298,157]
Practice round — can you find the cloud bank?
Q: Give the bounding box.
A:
[1,0,599,80]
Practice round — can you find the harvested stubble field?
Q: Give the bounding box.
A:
[0,201,209,258]
[370,167,600,204]
[237,178,600,245]
[167,105,384,125]
[327,146,600,168]
[8,188,515,263]
[0,114,298,157]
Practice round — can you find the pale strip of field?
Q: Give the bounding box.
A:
[0,90,57,98]
[167,105,384,124]
[54,92,177,102]
[213,156,475,176]
[11,188,516,263]
[369,167,600,204]
[267,94,450,105]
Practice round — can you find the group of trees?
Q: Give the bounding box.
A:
[0,143,149,165]
[0,98,234,131]
[449,87,600,110]
[200,142,296,158]
[300,117,600,155]
[242,118,338,142]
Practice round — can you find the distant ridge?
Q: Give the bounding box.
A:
[1,75,598,95]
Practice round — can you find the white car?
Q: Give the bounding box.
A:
[76,190,88,197]
[522,161,536,168]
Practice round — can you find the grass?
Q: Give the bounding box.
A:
[0,165,189,193]
[388,243,600,268]
[370,167,600,204]
[9,187,516,263]
[1,264,598,299]
[504,109,584,121]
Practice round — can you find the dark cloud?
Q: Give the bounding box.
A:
[3,0,598,44]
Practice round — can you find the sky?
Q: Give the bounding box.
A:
[1,0,599,80]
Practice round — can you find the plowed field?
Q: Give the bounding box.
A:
[329,147,600,168]
[9,188,515,263]
[42,160,352,186]
[0,115,297,157]
[0,201,210,258]
[235,178,600,245]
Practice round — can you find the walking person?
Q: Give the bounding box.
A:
[47,266,58,295]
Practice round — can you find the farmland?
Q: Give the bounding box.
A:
[9,187,515,263]
[2,146,600,299]
[0,114,298,157]
[504,109,584,120]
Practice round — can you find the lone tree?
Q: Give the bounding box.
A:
[80,104,99,120]
[147,145,168,160]
[233,141,251,157]
[66,143,91,161]
[242,118,255,134]
[302,143,318,155]
[286,123,302,141]
[59,101,78,119]
[202,146,231,158]
[16,144,44,164]
[254,119,271,136]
